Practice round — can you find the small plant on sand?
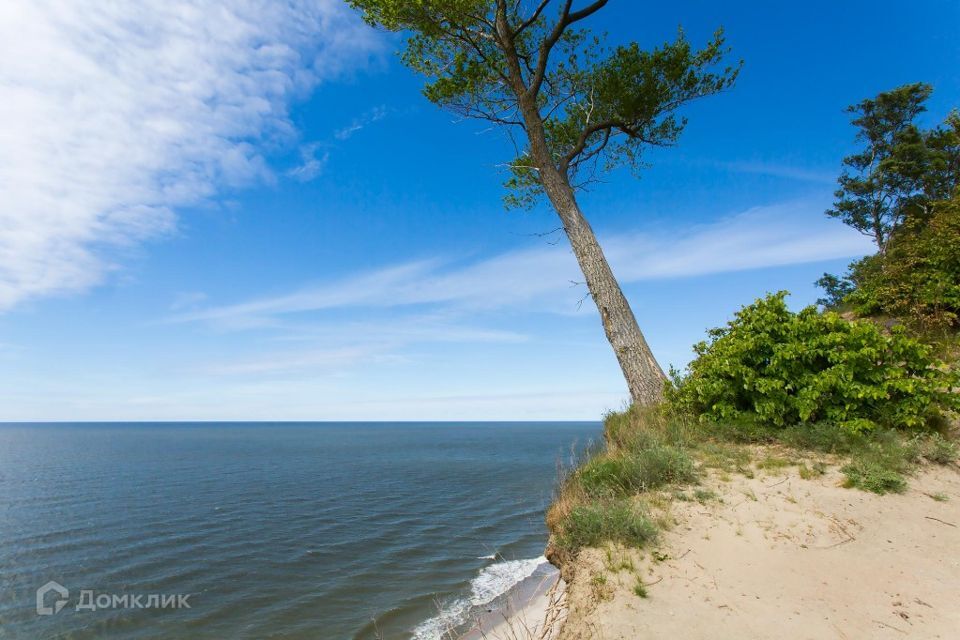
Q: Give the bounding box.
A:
[590,572,614,601]
[756,455,793,472]
[799,461,828,480]
[651,550,670,563]
[632,577,648,598]
[602,545,637,573]
[693,488,718,503]
[842,459,908,494]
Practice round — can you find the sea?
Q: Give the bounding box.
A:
[0,422,600,639]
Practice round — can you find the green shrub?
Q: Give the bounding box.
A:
[557,499,657,552]
[669,292,958,432]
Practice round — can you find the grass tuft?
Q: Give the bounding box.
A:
[632,577,648,598]
[841,459,908,494]
[918,433,958,465]
[556,499,657,553]
[577,445,696,497]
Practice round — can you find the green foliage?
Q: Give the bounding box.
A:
[819,84,960,321]
[826,83,959,249]
[815,272,855,309]
[842,459,908,494]
[347,1,739,207]
[669,292,958,432]
[577,446,696,497]
[552,403,960,555]
[917,433,958,465]
[557,499,657,552]
[843,196,960,331]
[693,488,718,503]
[632,577,648,598]
[550,406,695,554]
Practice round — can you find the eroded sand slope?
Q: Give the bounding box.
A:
[559,464,960,639]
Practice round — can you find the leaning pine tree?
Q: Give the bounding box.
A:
[349,0,740,405]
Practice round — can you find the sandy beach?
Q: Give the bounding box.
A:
[556,461,960,639]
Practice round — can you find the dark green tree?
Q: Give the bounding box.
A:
[819,84,959,310]
[922,110,960,203]
[347,0,740,405]
[827,83,960,251]
[827,83,934,251]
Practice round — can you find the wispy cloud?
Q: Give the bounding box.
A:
[0,0,381,310]
[169,291,208,312]
[201,345,404,376]
[721,160,836,185]
[288,143,330,182]
[198,312,529,376]
[175,200,873,329]
[334,105,388,140]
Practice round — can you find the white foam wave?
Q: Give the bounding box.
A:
[410,556,547,640]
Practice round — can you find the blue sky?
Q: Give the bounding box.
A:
[1,1,957,421]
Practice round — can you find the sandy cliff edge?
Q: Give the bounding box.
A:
[547,462,960,639]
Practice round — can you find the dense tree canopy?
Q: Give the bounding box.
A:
[845,195,960,331]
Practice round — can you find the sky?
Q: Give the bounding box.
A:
[0,0,957,421]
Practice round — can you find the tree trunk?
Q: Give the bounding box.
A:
[541,170,667,406]
[494,24,665,406]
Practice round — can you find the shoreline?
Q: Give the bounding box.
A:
[460,565,567,640]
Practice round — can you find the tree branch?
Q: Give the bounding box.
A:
[527,0,608,98]
[560,118,620,171]
[515,0,552,36]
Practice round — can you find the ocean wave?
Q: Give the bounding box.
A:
[410,556,547,640]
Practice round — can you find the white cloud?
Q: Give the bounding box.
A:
[176,200,874,328]
[0,0,381,310]
[334,104,388,140]
[606,202,871,280]
[288,143,329,182]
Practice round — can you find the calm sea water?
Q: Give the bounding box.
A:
[0,422,599,639]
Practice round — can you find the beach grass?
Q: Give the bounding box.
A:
[547,404,959,557]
